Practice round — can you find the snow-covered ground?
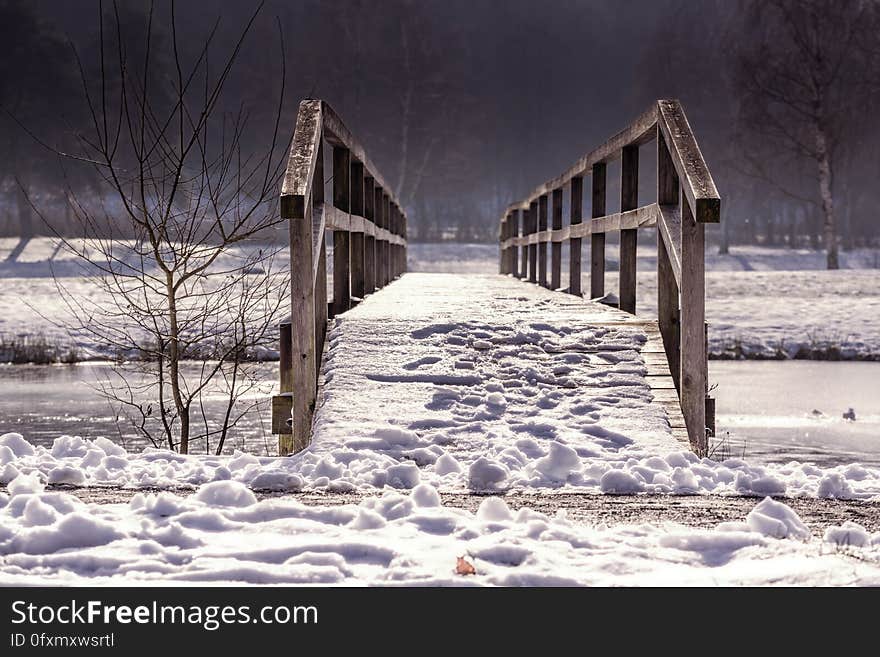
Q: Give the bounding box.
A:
[1,473,879,585]
[409,242,880,360]
[3,238,877,360]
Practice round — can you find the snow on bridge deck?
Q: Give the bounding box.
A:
[310,273,687,491]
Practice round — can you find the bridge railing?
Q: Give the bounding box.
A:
[274,99,408,455]
[498,99,720,456]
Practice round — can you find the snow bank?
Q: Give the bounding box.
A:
[3,429,880,500]
[1,477,879,585]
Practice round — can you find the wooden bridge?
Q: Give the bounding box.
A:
[273,98,720,459]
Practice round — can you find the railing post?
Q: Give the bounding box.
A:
[364,176,376,295]
[619,144,639,314]
[590,162,606,298]
[538,193,548,287]
[332,145,351,316]
[680,194,707,456]
[281,192,316,457]
[499,214,508,274]
[511,210,520,277]
[519,208,528,279]
[528,200,538,283]
[551,187,563,290]
[350,161,366,301]
[569,176,583,296]
[383,194,392,285]
[374,186,386,288]
[657,131,681,393]
[393,204,402,278]
[273,320,293,437]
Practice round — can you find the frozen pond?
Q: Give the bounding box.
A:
[711,361,880,467]
[0,360,877,467]
[0,362,279,456]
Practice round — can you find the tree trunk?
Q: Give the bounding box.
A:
[166,273,189,453]
[815,126,838,269]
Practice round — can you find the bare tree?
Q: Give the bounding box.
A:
[734,0,880,269]
[26,0,291,454]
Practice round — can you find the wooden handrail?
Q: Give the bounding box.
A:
[274,99,408,455]
[498,99,720,456]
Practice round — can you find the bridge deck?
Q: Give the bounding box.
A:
[312,273,687,488]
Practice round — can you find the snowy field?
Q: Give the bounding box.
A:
[2,238,879,361]
[1,471,879,585]
[409,241,880,360]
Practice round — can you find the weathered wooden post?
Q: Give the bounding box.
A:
[619,144,639,313]
[499,214,509,274]
[551,187,563,290]
[519,208,528,279]
[680,195,706,455]
[657,99,719,457]
[279,100,321,456]
[590,162,606,298]
[350,161,366,301]
[569,176,583,296]
[272,320,293,436]
[332,145,351,316]
[527,200,538,283]
[364,176,376,295]
[375,186,386,288]
[657,129,681,392]
[538,193,548,287]
[507,210,519,278]
[383,194,392,283]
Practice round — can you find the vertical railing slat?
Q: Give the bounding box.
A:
[332,146,351,316]
[551,187,563,290]
[590,162,606,299]
[538,193,548,287]
[569,176,583,296]
[619,144,639,314]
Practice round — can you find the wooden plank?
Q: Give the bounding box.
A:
[590,162,606,298]
[656,99,720,224]
[538,194,548,287]
[569,176,583,296]
[657,205,682,286]
[281,100,322,200]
